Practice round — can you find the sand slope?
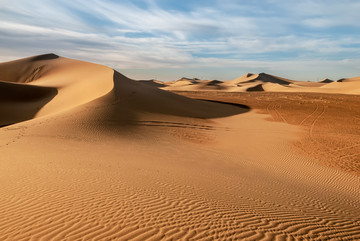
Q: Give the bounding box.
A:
[0,80,57,126]
[160,73,360,95]
[320,77,360,95]
[0,53,59,83]
[138,79,166,88]
[1,55,359,240]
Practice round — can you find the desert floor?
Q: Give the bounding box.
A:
[0,55,359,240]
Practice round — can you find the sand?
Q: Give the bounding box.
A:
[0,54,359,240]
[160,73,360,95]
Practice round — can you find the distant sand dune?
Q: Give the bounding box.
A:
[235,72,293,85]
[337,76,360,82]
[246,83,264,92]
[159,72,360,95]
[1,54,359,240]
[319,78,334,83]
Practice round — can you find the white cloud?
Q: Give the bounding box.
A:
[0,0,359,80]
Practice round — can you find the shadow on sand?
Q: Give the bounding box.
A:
[0,81,58,127]
[111,71,251,119]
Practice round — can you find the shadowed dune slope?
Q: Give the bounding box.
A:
[173,90,360,176]
[162,78,228,91]
[138,79,166,87]
[0,54,249,127]
[162,73,360,94]
[246,83,264,92]
[110,71,247,119]
[229,72,293,86]
[0,54,115,117]
[1,55,359,240]
[337,76,360,82]
[319,78,334,83]
[0,81,57,126]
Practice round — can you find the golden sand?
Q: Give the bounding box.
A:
[0,54,359,240]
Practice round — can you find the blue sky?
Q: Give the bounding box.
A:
[0,0,359,81]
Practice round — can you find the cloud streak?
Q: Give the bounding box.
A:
[0,0,359,80]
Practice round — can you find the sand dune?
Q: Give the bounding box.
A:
[319,80,360,95]
[163,78,228,91]
[246,83,264,92]
[319,78,334,83]
[230,72,293,85]
[138,79,166,88]
[160,72,360,95]
[162,73,295,92]
[337,76,360,82]
[1,54,359,240]
[0,80,57,126]
[1,54,244,121]
[0,53,59,83]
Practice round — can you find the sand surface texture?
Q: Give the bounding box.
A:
[1,55,359,240]
[148,73,360,95]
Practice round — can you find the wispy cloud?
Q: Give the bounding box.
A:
[0,0,359,80]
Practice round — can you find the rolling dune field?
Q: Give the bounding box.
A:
[0,55,359,240]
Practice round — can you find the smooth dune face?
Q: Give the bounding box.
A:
[1,55,359,240]
[0,53,59,83]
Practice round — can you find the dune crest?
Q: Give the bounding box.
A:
[0,54,248,127]
[337,76,360,82]
[157,72,360,95]
[233,72,293,85]
[1,55,359,240]
[0,53,59,83]
[319,78,334,83]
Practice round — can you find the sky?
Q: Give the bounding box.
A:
[0,0,359,81]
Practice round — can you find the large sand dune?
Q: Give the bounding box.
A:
[1,54,359,240]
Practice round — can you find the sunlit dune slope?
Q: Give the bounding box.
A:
[159,72,360,94]
[0,54,248,127]
[0,54,359,240]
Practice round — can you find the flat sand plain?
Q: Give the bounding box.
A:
[0,54,359,240]
[173,91,360,176]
